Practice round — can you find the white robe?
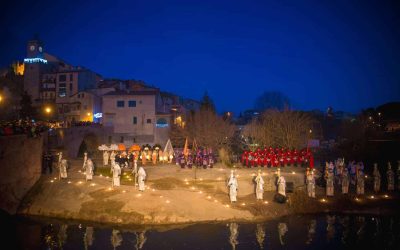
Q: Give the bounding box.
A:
[103,151,109,166]
[60,159,68,179]
[112,164,121,187]
[110,151,116,166]
[255,175,264,200]
[228,177,238,202]
[83,153,88,169]
[356,174,365,195]
[138,167,146,191]
[306,173,315,198]
[326,172,334,196]
[373,170,381,193]
[85,160,94,181]
[277,176,286,196]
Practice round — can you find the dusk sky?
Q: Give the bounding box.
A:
[1,0,399,114]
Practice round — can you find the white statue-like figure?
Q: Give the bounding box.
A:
[373,163,381,193]
[306,168,316,198]
[82,152,88,169]
[59,159,68,179]
[326,167,334,196]
[387,162,394,191]
[227,170,238,202]
[85,158,94,181]
[103,150,109,166]
[277,174,286,196]
[110,151,116,167]
[341,168,350,194]
[138,166,146,191]
[356,168,365,195]
[255,170,264,200]
[111,163,121,187]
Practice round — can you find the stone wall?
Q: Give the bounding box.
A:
[0,135,43,214]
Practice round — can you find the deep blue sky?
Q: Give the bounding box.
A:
[1,0,399,114]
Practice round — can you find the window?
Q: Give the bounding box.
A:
[58,83,66,97]
[78,94,80,98]
[108,136,112,144]
[117,100,124,107]
[59,74,66,82]
[84,105,87,110]
[147,119,152,124]
[70,74,73,81]
[82,93,84,98]
[133,116,137,124]
[69,83,73,92]
[120,136,124,143]
[128,100,136,107]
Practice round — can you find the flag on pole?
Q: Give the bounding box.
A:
[192,138,198,153]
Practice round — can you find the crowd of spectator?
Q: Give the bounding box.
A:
[0,119,50,137]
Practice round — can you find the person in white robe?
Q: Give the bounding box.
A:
[277,175,286,196]
[356,168,365,195]
[326,168,334,196]
[387,162,394,191]
[111,163,121,187]
[138,166,147,191]
[110,151,116,166]
[306,169,316,198]
[85,158,94,181]
[255,170,264,200]
[341,168,350,194]
[60,159,68,179]
[82,152,88,169]
[227,170,238,202]
[58,152,63,168]
[373,163,381,193]
[103,151,109,166]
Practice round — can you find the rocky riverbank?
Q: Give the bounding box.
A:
[17,161,400,226]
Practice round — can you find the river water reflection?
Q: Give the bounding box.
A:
[11,214,400,249]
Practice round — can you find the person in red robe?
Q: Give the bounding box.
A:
[309,154,314,169]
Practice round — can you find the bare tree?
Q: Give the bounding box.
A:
[244,109,314,149]
[187,109,235,150]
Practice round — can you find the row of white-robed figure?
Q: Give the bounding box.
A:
[227,169,287,203]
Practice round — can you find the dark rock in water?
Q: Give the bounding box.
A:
[274,193,287,203]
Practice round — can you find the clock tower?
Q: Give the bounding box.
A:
[23,36,47,105]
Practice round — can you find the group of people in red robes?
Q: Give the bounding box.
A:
[241,147,314,168]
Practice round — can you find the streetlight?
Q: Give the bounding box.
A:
[0,94,3,103]
[45,107,52,114]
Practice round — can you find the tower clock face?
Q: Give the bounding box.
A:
[30,45,35,51]
[39,46,43,52]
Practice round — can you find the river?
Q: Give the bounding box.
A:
[5,213,400,249]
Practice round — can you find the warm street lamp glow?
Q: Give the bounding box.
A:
[0,95,3,102]
[87,112,91,116]
[45,107,51,114]
[309,129,312,133]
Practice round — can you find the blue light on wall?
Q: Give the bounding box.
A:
[24,58,48,64]
[156,118,168,128]
[94,113,103,118]
[156,124,169,128]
